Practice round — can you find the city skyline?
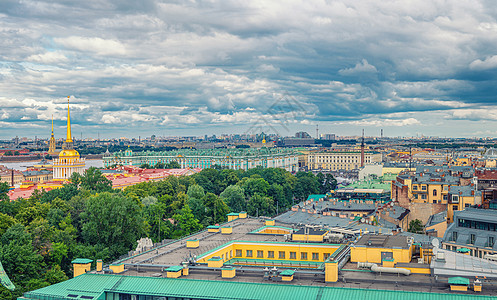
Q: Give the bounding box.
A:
[2,1,497,139]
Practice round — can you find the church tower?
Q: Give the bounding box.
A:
[48,115,57,155]
[53,96,85,180]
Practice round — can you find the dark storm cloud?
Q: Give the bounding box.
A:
[1,0,497,138]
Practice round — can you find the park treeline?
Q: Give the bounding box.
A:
[0,167,336,298]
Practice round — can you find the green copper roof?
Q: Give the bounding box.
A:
[20,273,495,300]
[279,269,296,276]
[448,277,470,285]
[165,266,183,272]
[71,258,93,264]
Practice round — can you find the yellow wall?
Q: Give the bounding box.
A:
[221,268,236,278]
[73,263,91,277]
[450,285,468,291]
[109,263,124,274]
[292,232,326,242]
[197,242,340,264]
[447,194,481,223]
[221,227,232,234]
[350,245,412,264]
[402,267,431,274]
[187,239,199,248]
[167,270,182,278]
[425,220,447,238]
[265,220,275,226]
[96,260,103,272]
[260,228,292,234]
[325,261,338,282]
[228,214,239,222]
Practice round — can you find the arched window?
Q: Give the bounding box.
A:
[433,189,437,196]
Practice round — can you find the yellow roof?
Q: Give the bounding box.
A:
[59,149,80,157]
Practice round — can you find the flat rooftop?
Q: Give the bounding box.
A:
[354,234,410,249]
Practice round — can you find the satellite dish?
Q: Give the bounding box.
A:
[431,238,440,249]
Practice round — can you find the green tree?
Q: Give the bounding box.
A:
[408,219,424,234]
[202,193,229,224]
[81,192,147,258]
[0,213,16,236]
[239,177,270,198]
[247,193,274,217]
[220,185,246,213]
[172,204,202,237]
[165,161,181,168]
[70,167,112,193]
[316,172,337,194]
[0,181,9,200]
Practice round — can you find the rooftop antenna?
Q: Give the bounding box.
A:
[316,124,319,139]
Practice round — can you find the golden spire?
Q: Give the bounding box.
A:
[51,115,54,135]
[66,96,72,143]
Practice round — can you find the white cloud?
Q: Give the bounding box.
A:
[54,36,126,56]
[27,51,68,64]
[469,55,497,70]
[339,59,378,76]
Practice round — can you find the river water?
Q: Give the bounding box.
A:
[0,159,104,171]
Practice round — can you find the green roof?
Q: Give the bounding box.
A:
[279,270,296,276]
[306,194,327,201]
[448,277,470,285]
[21,273,496,300]
[208,257,223,261]
[227,213,239,216]
[457,248,470,253]
[250,225,294,234]
[71,258,93,264]
[207,225,220,229]
[165,266,183,272]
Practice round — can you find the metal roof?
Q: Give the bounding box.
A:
[21,273,497,300]
[71,258,93,264]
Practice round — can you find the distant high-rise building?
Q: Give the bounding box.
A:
[295,131,311,139]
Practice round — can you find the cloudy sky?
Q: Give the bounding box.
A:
[2,0,497,139]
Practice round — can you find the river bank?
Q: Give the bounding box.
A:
[0,159,104,171]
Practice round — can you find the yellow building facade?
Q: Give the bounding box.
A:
[307,151,382,171]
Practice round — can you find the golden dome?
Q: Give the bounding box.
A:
[59,149,80,157]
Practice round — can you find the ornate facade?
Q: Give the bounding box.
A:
[53,97,85,180]
[103,148,299,172]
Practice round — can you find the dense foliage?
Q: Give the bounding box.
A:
[0,167,335,298]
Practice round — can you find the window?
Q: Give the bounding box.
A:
[452,231,458,241]
[453,205,458,211]
[312,252,319,260]
[235,249,242,257]
[301,252,308,260]
[413,185,418,190]
[470,234,476,244]
[443,195,448,201]
[279,251,285,259]
[452,195,459,203]
[323,253,331,260]
[246,250,253,257]
[489,237,495,247]
[414,194,418,199]
[268,251,274,258]
[290,252,296,259]
[421,185,427,191]
[433,189,437,196]
[230,250,232,258]
[465,203,470,208]
[257,250,263,258]
[421,194,427,200]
